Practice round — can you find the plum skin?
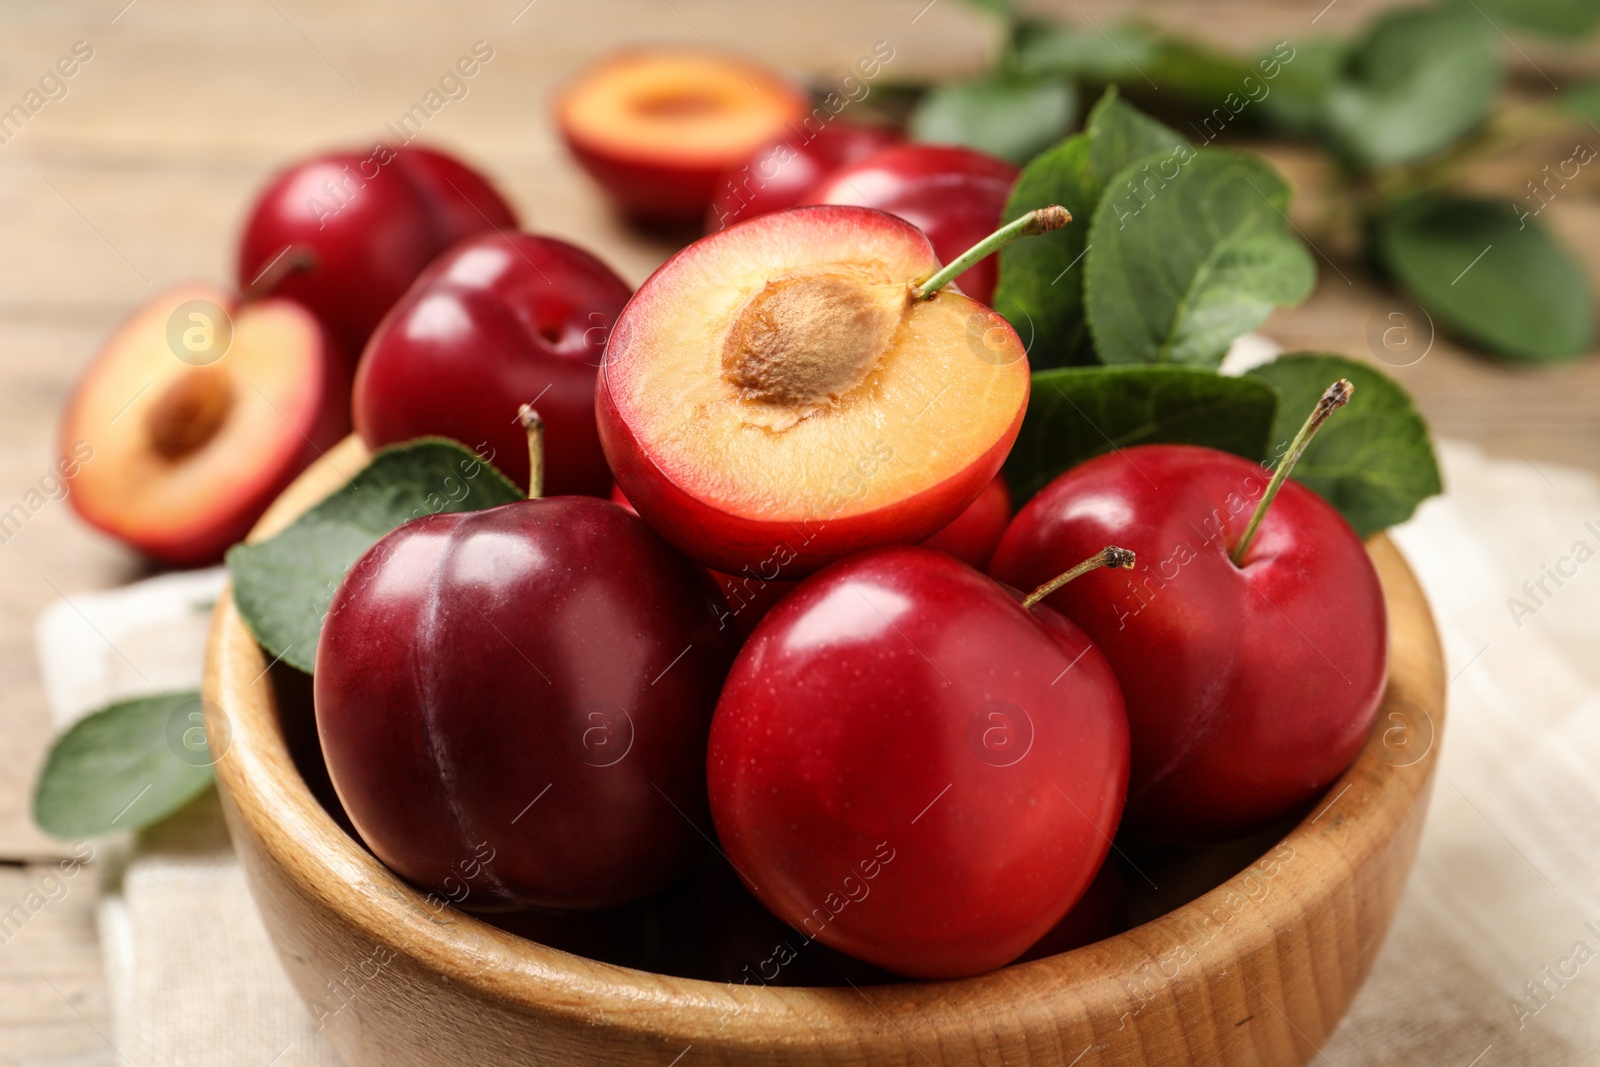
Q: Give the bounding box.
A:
[707,545,1129,978]
[990,445,1388,840]
[314,496,739,910]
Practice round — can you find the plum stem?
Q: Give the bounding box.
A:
[1021,545,1136,610]
[241,243,317,301]
[1230,379,1353,567]
[910,205,1071,301]
[517,404,544,500]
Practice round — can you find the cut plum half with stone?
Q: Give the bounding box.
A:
[61,283,349,564]
[597,203,1063,576]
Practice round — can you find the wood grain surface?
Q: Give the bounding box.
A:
[0,2,1591,1062]
[205,436,1444,1067]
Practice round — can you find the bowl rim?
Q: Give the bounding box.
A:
[205,434,1446,1052]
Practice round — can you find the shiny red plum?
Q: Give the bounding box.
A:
[921,473,1012,569]
[314,497,738,910]
[989,445,1387,840]
[237,145,518,358]
[707,545,1129,978]
[708,122,903,231]
[803,144,1018,304]
[354,232,632,497]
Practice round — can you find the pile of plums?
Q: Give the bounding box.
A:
[59,48,1387,984]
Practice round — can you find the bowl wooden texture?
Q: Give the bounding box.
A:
[204,435,1445,1067]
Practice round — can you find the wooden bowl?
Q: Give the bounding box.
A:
[204,436,1445,1067]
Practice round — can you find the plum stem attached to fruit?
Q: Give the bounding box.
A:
[1021,545,1136,609]
[241,244,318,301]
[1230,379,1353,567]
[910,206,1071,301]
[517,403,544,500]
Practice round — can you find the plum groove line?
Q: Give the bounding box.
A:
[1052,782,1158,890]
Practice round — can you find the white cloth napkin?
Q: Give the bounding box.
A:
[33,441,1600,1066]
[37,568,339,1067]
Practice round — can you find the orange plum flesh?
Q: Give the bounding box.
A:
[597,205,1029,577]
[61,284,347,564]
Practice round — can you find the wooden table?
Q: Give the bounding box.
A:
[0,2,1595,1062]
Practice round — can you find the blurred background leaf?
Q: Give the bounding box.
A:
[911,75,1078,165]
[1322,8,1500,167]
[1372,196,1596,362]
[1564,81,1600,120]
[1448,0,1599,38]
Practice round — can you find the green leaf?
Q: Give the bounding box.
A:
[994,88,1186,369]
[957,0,1016,17]
[34,691,215,837]
[1451,0,1598,38]
[226,439,522,674]
[1003,364,1279,502]
[911,75,1077,166]
[1257,39,1349,137]
[1372,195,1595,362]
[1013,22,1163,83]
[1141,40,1260,106]
[1085,149,1315,367]
[1323,8,1499,167]
[1016,23,1267,108]
[1563,81,1600,121]
[1247,354,1442,537]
